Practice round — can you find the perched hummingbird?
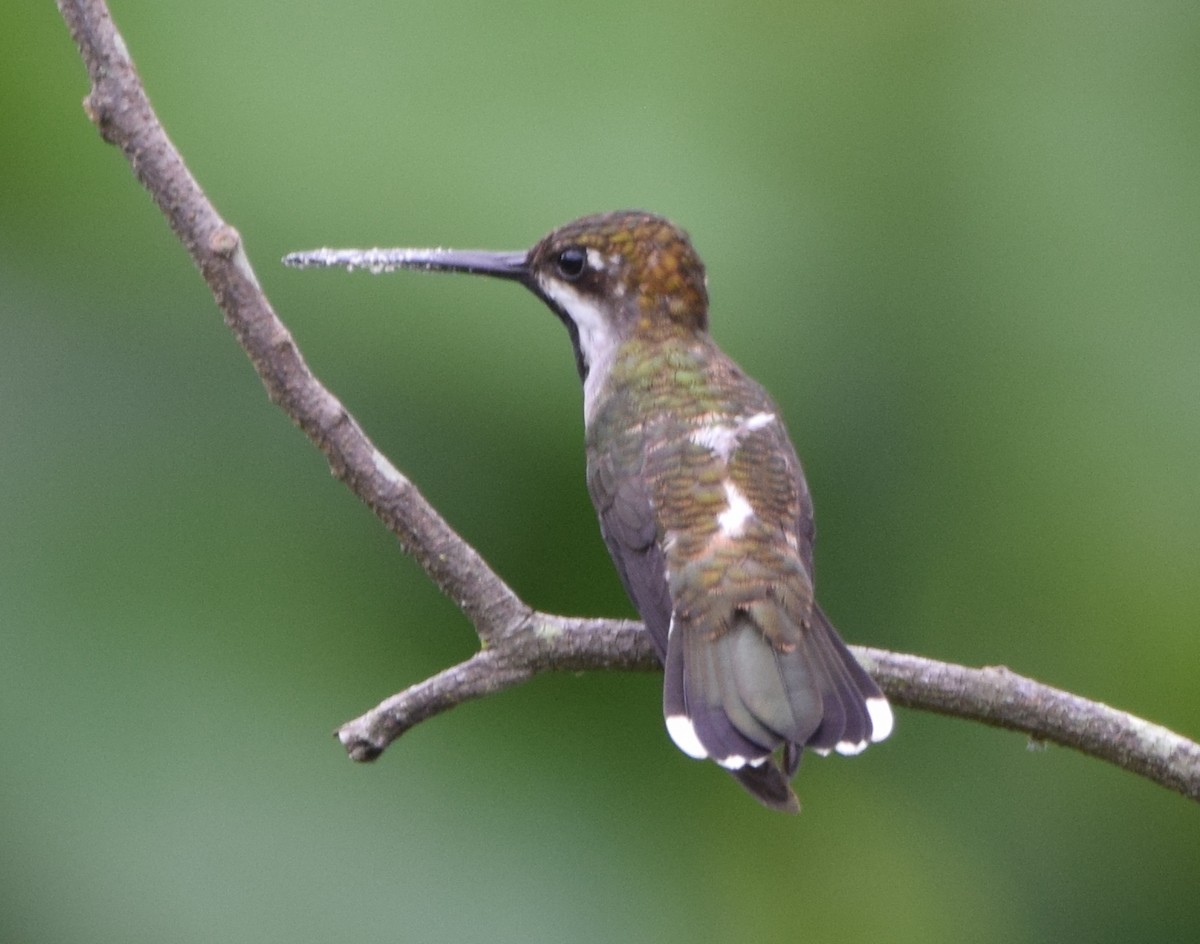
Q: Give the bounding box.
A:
[285,210,892,811]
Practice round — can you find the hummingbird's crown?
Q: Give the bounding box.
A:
[531,210,709,332]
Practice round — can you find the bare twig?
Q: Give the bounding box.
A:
[58,0,1200,805]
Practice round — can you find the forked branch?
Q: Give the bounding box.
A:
[58,0,1200,804]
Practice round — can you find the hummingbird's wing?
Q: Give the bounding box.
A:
[793,456,816,583]
[586,428,673,660]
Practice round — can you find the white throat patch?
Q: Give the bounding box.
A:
[536,275,622,425]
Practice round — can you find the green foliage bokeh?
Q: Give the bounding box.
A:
[3,2,1198,942]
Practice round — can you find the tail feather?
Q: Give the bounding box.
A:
[808,605,889,753]
[689,632,773,764]
[728,620,821,745]
[805,610,871,753]
[662,600,891,810]
[721,622,807,749]
[664,620,769,765]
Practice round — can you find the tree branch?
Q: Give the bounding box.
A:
[58,0,1200,805]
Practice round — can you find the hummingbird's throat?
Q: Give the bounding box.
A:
[535,274,623,425]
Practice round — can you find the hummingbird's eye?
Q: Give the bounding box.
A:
[555,247,587,280]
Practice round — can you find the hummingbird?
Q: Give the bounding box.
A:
[285,210,892,811]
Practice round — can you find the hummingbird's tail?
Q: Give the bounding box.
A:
[663,602,891,812]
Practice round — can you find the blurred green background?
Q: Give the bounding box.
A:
[4,1,1198,942]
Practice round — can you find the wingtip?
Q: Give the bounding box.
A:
[730,761,802,814]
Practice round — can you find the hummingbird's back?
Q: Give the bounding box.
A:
[587,330,890,810]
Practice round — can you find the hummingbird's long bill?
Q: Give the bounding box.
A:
[282,246,528,280]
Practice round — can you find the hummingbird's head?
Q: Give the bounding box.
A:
[527,210,709,331]
[523,210,710,387]
[284,210,710,386]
